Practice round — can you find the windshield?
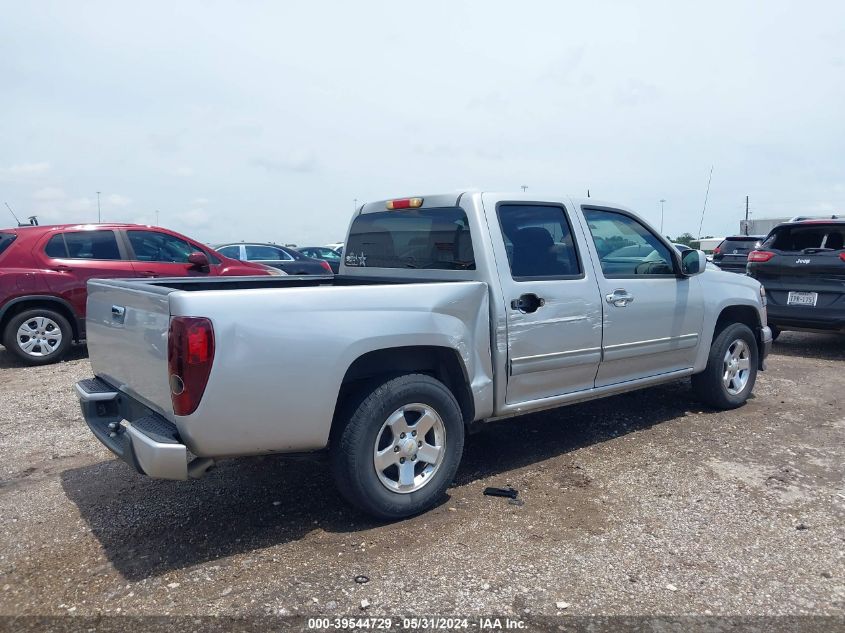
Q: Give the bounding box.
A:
[762,223,844,252]
[345,207,475,270]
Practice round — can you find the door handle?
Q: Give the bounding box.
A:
[53,265,72,272]
[139,271,159,277]
[606,289,634,307]
[511,293,545,314]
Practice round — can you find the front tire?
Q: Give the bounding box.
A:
[3,308,73,365]
[330,374,465,520]
[692,322,758,409]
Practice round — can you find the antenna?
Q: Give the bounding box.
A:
[5,202,22,226]
[697,165,714,238]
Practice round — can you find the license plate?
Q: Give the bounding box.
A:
[787,291,818,306]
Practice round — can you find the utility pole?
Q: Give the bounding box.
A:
[155,209,160,226]
[659,199,666,233]
[353,198,358,211]
[587,189,591,198]
[744,195,749,235]
[96,191,101,223]
[520,185,528,192]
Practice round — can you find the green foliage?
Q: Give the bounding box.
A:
[672,232,696,246]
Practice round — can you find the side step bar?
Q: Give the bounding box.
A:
[75,377,118,402]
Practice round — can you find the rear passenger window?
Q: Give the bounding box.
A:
[496,204,582,279]
[44,234,68,258]
[44,231,121,260]
[0,232,16,257]
[216,245,241,259]
[245,245,292,260]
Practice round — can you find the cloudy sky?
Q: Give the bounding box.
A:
[2,1,843,244]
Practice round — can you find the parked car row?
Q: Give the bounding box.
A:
[711,220,844,339]
[214,242,336,275]
[0,223,344,365]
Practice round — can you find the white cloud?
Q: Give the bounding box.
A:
[0,162,51,181]
[107,193,131,207]
[179,208,212,229]
[249,154,317,174]
[192,197,210,206]
[173,166,195,177]
[32,186,67,201]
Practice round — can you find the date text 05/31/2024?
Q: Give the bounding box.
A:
[306,617,527,630]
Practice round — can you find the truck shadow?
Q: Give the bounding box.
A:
[60,380,703,582]
[770,331,844,362]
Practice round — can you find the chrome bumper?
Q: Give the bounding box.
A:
[76,378,212,480]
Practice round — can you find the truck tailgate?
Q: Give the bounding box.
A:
[86,280,174,417]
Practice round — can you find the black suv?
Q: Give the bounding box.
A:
[746,220,845,338]
[712,235,765,273]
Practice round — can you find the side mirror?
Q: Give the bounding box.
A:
[680,249,707,276]
[187,251,210,271]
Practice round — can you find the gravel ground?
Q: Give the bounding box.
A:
[0,332,843,619]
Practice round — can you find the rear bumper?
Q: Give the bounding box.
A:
[767,306,845,332]
[76,377,213,480]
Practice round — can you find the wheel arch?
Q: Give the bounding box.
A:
[330,345,475,440]
[714,304,762,337]
[0,295,82,341]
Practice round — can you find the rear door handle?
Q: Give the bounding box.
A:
[606,289,634,307]
[139,271,159,277]
[53,265,72,272]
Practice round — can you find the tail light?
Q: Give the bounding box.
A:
[840,253,845,262]
[319,259,333,273]
[713,246,721,254]
[168,317,215,416]
[748,250,775,263]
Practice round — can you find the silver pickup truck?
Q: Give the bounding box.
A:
[77,192,772,519]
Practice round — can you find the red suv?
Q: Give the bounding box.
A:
[0,223,277,365]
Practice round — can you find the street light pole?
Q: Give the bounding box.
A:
[659,199,666,234]
[96,191,101,223]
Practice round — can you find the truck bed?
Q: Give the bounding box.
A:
[85,275,493,458]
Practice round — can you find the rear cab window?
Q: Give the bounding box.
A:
[345,207,475,270]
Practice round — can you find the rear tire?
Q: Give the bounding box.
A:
[692,322,758,409]
[3,308,73,365]
[330,373,465,520]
